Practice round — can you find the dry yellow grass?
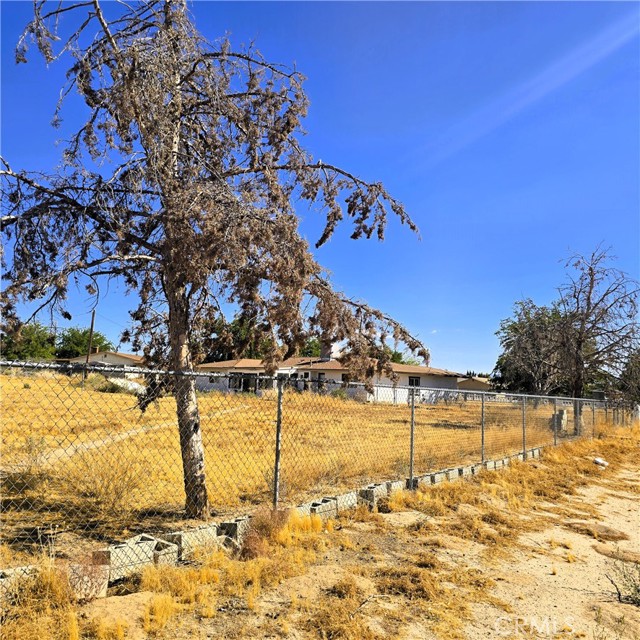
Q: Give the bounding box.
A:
[0,509,333,640]
[0,556,78,640]
[2,424,637,640]
[0,371,613,548]
[385,424,639,553]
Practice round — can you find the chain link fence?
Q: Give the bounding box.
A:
[0,360,627,572]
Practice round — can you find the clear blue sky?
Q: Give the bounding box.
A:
[2,1,639,373]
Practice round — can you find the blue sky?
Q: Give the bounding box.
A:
[2,1,639,373]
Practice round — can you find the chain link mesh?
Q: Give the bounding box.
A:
[1,361,620,572]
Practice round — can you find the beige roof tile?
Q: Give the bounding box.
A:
[196,358,264,370]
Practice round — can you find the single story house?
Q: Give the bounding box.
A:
[457,376,491,392]
[195,357,320,393]
[293,360,466,404]
[67,351,145,378]
[195,357,479,403]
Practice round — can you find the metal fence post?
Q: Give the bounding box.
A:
[522,396,527,459]
[409,389,416,489]
[273,377,284,509]
[591,402,595,438]
[481,395,485,464]
[553,398,558,447]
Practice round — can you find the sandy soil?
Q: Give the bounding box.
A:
[466,467,640,639]
[81,464,640,640]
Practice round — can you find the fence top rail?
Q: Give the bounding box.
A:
[0,359,609,406]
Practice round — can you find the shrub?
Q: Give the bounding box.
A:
[607,557,640,606]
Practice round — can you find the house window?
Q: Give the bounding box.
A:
[408,376,421,387]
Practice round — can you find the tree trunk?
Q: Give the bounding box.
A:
[166,279,210,518]
[572,371,584,437]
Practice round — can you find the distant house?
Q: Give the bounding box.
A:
[457,376,491,392]
[195,356,476,403]
[67,351,145,377]
[293,360,465,403]
[196,357,321,393]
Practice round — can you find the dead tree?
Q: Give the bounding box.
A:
[1,0,428,517]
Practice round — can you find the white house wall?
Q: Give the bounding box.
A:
[194,362,464,402]
[70,353,140,367]
[195,368,277,393]
[69,353,143,378]
[195,374,230,393]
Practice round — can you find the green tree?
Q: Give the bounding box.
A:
[386,348,421,365]
[2,1,427,517]
[492,300,566,396]
[299,338,321,358]
[199,316,273,362]
[56,327,114,360]
[0,321,56,361]
[620,349,640,407]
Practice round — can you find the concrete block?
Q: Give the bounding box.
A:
[530,448,541,459]
[551,410,568,433]
[445,469,459,482]
[310,497,338,519]
[493,459,504,470]
[67,563,109,601]
[153,540,179,566]
[385,479,406,494]
[407,475,427,489]
[501,457,511,467]
[0,565,37,600]
[328,491,358,513]
[430,471,446,484]
[358,483,388,505]
[484,460,497,471]
[470,464,483,476]
[219,516,251,543]
[93,534,157,581]
[294,502,314,517]
[160,523,219,561]
[458,466,473,478]
[512,453,525,462]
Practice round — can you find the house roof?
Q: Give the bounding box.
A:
[297,360,465,378]
[196,357,468,379]
[457,376,491,385]
[297,359,347,371]
[197,358,265,371]
[281,357,324,367]
[390,363,464,377]
[69,351,144,364]
[197,356,325,371]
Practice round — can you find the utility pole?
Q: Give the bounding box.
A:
[82,309,96,383]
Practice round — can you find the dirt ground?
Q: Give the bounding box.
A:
[466,466,640,639]
[80,454,640,640]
